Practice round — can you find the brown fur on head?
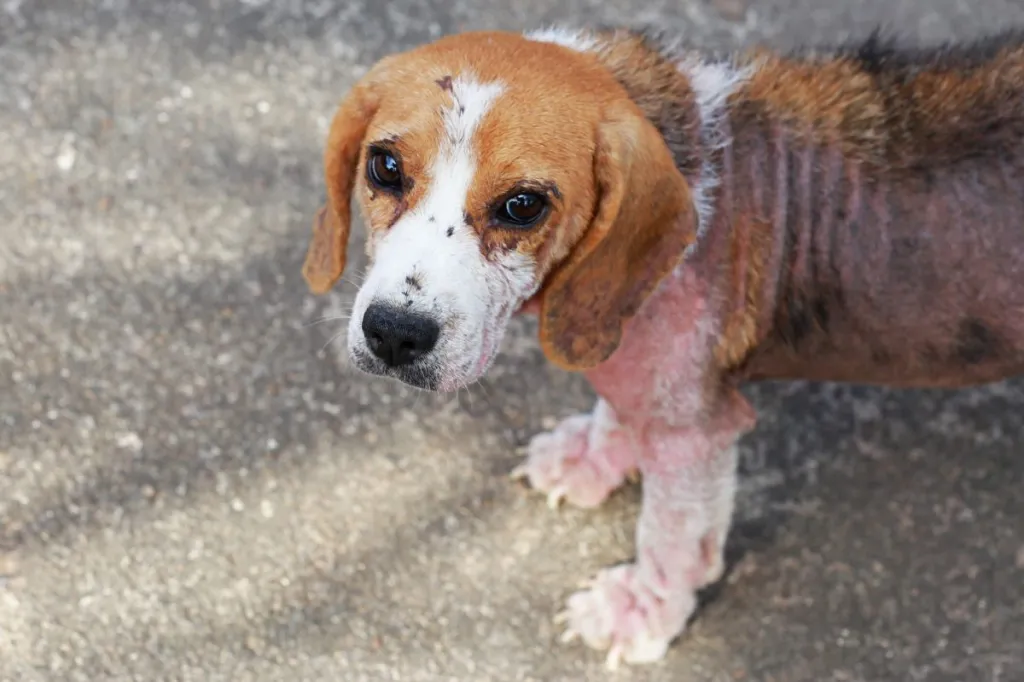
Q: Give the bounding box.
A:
[301,31,696,390]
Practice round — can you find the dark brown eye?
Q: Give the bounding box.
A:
[497,193,546,227]
[367,150,402,191]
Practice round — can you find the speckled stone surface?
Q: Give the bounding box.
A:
[1,1,1022,680]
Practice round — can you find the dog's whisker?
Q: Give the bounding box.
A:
[461,380,487,417]
[303,314,352,328]
[453,384,468,413]
[341,268,369,287]
[305,310,352,322]
[319,328,349,354]
[340,276,365,288]
[473,377,497,403]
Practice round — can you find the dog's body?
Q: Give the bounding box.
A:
[302,26,1024,668]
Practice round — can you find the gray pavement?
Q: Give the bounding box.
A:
[1,1,1023,680]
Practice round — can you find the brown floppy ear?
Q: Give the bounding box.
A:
[301,77,382,295]
[538,102,698,370]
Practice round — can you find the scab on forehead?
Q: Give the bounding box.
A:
[435,75,454,92]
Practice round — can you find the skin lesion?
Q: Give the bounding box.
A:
[953,317,1003,365]
[385,197,409,230]
[435,74,454,92]
[360,140,425,234]
[477,224,531,261]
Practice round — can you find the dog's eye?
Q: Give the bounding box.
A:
[367,150,403,191]
[496,193,547,227]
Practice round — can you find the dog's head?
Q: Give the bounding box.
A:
[303,30,697,391]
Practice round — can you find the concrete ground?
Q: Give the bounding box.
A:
[2,0,1023,680]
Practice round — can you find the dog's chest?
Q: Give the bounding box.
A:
[585,266,720,425]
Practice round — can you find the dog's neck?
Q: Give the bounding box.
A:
[578,29,751,251]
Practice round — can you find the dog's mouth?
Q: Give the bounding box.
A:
[350,347,442,392]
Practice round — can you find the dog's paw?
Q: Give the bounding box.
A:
[510,404,637,509]
[556,563,696,670]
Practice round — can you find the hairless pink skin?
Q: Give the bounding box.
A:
[513,263,757,668]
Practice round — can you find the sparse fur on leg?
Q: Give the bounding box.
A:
[556,387,755,669]
[511,399,640,509]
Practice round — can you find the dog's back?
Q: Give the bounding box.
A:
[712,31,1024,388]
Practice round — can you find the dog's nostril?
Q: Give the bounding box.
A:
[366,331,385,352]
[361,303,440,368]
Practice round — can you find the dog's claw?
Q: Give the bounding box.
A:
[553,609,571,625]
[560,628,579,644]
[546,485,567,509]
[509,464,529,481]
[606,643,625,671]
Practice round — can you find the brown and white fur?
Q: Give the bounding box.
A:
[302,26,1024,668]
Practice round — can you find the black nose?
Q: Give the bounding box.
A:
[361,303,440,368]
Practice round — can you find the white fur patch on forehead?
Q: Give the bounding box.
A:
[525,26,598,53]
[676,55,758,256]
[440,75,505,149]
[413,74,504,227]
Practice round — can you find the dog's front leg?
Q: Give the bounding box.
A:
[558,388,755,669]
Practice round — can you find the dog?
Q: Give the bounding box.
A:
[301,25,1024,668]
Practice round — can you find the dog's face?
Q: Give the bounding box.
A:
[303,31,697,391]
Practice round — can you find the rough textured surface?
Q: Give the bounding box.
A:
[1,1,1023,680]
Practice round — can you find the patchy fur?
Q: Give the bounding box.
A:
[303,25,1024,668]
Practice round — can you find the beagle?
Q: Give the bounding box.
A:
[302,26,1024,668]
